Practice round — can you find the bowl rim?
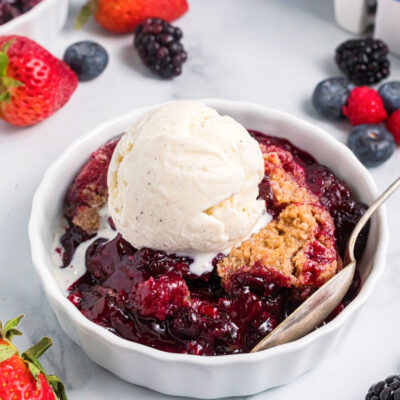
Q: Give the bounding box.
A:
[0,0,58,33]
[29,99,389,365]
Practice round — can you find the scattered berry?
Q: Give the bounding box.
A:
[386,109,400,144]
[0,0,41,25]
[76,0,188,34]
[0,35,78,127]
[365,375,400,400]
[335,38,390,85]
[0,315,67,400]
[347,124,395,167]
[379,81,400,114]
[64,41,108,82]
[343,86,388,125]
[134,18,187,79]
[312,77,354,120]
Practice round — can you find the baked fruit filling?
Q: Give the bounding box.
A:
[56,130,368,355]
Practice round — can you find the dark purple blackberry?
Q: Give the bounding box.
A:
[335,38,390,85]
[366,375,400,400]
[134,18,187,79]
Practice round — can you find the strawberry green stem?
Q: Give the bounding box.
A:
[0,317,68,400]
[75,0,98,29]
[0,40,24,103]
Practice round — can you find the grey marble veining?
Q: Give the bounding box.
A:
[0,0,399,399]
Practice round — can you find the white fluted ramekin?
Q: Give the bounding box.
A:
[29,100,388,399]
[0,0,68,46]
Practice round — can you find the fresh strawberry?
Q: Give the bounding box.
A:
[0,36,78,127]
[76,0,188,34]
[0,315,67,400]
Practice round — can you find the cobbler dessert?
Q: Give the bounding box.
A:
[0,0,42,25]
[53,102,368,356]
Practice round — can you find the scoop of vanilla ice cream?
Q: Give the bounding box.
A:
[107,101,266,254]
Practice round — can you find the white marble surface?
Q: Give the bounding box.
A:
[0,0,399,399]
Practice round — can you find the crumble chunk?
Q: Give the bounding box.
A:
[66,137,119,233]
[218,145,340,289]
[218,203,339,288]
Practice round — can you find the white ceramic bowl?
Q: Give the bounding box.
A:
[29,100,388,399]
[0,0,68,46]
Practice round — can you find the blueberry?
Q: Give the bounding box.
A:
[312,77,354,120]
[63,41,108,82]
[378,81,400,114]
[347,124,395,168]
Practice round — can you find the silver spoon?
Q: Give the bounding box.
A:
[252,176,400,353]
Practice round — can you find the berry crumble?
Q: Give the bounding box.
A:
[54,130,368,355]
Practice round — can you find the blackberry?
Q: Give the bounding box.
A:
[366,375,400,400]
[335,38,390,85]
[134,18,187,79]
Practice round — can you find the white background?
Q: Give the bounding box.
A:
[1,0,400,399]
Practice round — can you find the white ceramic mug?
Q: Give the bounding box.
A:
[334,0,370,34]
[374,0,400,56]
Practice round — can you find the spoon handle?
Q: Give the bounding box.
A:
[346,176,400,263]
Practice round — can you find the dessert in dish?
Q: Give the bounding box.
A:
[0,0,42,25]
[52,102,368,356]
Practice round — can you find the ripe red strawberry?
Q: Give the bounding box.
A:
[386,109,400,145]
[342,86,388,126]
[0,315,67,400]
[0,36,78,127]
[76,0,188,34]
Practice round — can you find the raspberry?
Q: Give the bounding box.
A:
[386,109,400,145]
[343,86,388,125]
[130,273,189,320]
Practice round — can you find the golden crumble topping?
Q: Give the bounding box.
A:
[217,145,340,288]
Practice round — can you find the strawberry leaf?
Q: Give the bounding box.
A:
[0,344,17,363]
[0,53,8,77]
[26,360,42,381]
[0,76,24,88]
[1,315,24,341]
[47,375,68,400]
[0,92,11,102]
[5,328,22,342]
[22,336,52,380]
[22,337,53,375]
[1,39,15,54]
[75,0,97,29]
